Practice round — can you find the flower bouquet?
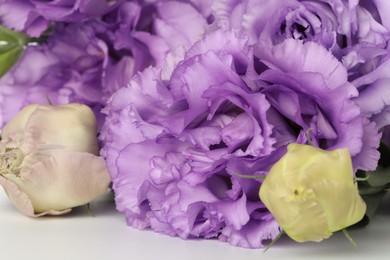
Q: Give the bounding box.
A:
[1,0,390,250]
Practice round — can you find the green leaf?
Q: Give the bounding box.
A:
[359,185,386,195]
[362,192,387,220]
[353,191,387,228]
[365,167,390,187]
[0,47,24,77]
[0,25,28,78]
[354,142,390,227]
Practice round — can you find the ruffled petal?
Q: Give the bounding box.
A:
[351,117,381,171]
[220,212,280,248]
[154,1,208,51]
[255,39,348,88]
[113,138,188,213]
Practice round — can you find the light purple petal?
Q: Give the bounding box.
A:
[351,118,381,171]
[255,39,348,88]
[154,1,209,51]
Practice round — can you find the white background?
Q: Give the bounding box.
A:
[1,190,389,260]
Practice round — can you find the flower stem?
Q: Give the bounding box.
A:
[87,203,94,217]
[45,95,53,105]
[355,176,369,182]
[342,228,357,248]
[263,231,284,253]
[305,128,313,146]
[229,171,265,179]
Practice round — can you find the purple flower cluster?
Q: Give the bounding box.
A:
[2,0,390,249]
[0,1,170,127]
[0,0,121,37]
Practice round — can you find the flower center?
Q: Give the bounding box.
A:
[0,148,24,176]
[288,186,315,202]
[291,23,309,40]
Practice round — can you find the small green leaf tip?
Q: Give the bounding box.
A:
[0,25,28,78]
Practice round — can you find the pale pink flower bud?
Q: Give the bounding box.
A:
[0,104,110,217]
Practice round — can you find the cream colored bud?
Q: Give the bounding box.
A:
[0,104,110,217]
[259,143,366,242]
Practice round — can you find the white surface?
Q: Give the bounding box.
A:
[1,190,389,260]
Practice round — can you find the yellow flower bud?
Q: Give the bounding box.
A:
[259,143,366,242]
[0,104,110,217]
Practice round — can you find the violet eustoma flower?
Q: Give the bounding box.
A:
[0,0,121,37]
[212,0,390,145]
[0,103,110,217]
[101,29,379,248]
[213,0,389,53]
[253,38,381,171]
[260,143,366,243]
[101,30,280,248]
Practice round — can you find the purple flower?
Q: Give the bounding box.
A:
[101,30,279,248]
[0,1,167,127]
[339,1,390,142]
[351,49,390,144]
[150,0,215,78]
[253,38,380,171]
[213,0,390,149]
[0,0,122,37]
[101,29,379,248]
[213,0,389,51]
